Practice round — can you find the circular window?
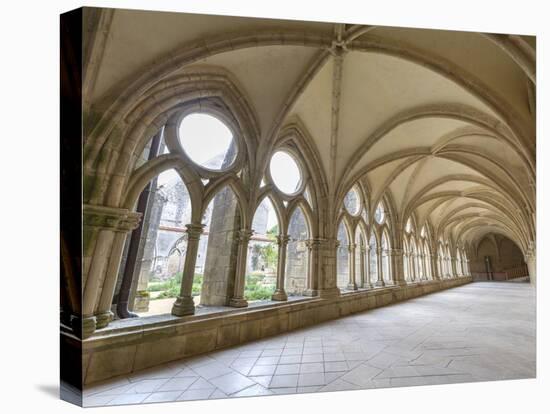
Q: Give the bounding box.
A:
[344,186,361,216]
[375,203,385,224]
[179,113,236,170]
[269,151,302,195]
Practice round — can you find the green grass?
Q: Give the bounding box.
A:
[147,272,274,301]
[244,273,275,300]
[147,272,203,300]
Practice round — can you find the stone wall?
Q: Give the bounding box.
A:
[470,234,526,279]
[81,276,472,384]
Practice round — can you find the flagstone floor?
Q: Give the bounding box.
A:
[83,281,536,407]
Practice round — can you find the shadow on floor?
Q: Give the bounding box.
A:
[36,384,59,399]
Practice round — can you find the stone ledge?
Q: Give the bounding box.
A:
[78,276,472,385]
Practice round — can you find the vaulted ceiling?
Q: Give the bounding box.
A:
[84,7,536,254]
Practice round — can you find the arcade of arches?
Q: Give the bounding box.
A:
[69,8,536,388]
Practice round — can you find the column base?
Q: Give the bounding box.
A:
[95,311,113,329]
[271,290,288,301]
[171,296,195,316]
[302,289,320,297]
[393,280,408,287]
[375,280,386,287]
[229,297,249,308]
[81,316,96,339]
[346,283,358,291]
[317,287,340,299]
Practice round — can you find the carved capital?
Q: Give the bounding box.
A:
[117,212,142,232]
[237,229,254,243]
[276,234,291,247]
[305,238,323,250]
[83,204,142,232]
[185,223,205,240]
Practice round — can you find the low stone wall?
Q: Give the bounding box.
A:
[80,276,472,385]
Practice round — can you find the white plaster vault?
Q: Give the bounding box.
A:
[69,7,536,396]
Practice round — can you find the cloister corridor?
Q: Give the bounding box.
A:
[82,281,535,406]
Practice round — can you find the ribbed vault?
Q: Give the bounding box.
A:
[84,8,535,267]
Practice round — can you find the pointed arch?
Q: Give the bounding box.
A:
[203,175,250,228]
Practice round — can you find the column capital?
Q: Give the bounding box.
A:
[185,223,205,239]
[236,228,254,243]
[525,245,536,260]
[276,234,291,246]
[348,243,357,253]
[389,248,403,256]
[305,238,323,250]
[83,204,142,232]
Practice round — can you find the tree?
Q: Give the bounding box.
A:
[259,243,277,270]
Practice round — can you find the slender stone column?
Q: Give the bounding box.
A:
[525,247,536,286]
[450,255,458,278]
[465,259,471,276]
[95,212,141,329]
[390,248,407,286]
[272,235,290,301]
[304,238,322,296]
[402,253,408,282]
[420,254,428,281]
[367,245,373,286]
[430,253,441,281]
[171,224,205,316]
[375,247,385,287]
[229,229,254,307]
[347,243,358,290]
[409,253,418,282]
[359,246,367,288]
[81,204,141,338]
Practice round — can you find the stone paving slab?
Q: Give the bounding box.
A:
[83,282,536,407]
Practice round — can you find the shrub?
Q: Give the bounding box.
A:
[148,272,203,300]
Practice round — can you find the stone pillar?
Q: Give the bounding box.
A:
[450,255,458,278]
[81,205,142,337]
[359,246,368,288]
[410,254,416,282]
[347,243,358,290]
[94,213,141,329]
[404,253,409,281]
[420,254,428,281]
[272,235,290,301]
[430,253,441,281]
[229,229,254,307]
[316,237,341,298]
[304,238,322,296]
[525,247,536,286]
[171,224,205,316]
[390,248,407,286]
[375,247,385,287]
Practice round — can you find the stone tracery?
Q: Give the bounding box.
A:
[76,11,535,347]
